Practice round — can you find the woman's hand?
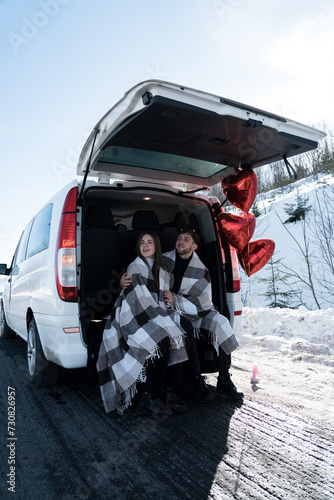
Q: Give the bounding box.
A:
[163,290,175,307]
[120,273,132,289]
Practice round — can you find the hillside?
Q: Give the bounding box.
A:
[239,173,334,310]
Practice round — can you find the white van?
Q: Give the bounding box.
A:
[0,80,325,387]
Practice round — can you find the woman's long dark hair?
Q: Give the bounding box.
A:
[136,231,162,290]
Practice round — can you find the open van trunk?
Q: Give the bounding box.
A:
[77,80,325,192]
[76,80,325,375]
[79,183,232,374]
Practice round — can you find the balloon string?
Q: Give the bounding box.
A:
[248,273,257,366]
[245,217,259,383]
[249,273,252,335]
[243,221,258,368]
[247,218,253,337]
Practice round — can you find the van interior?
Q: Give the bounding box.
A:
[79,184,233,375]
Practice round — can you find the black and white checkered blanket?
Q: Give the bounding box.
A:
[97,256,187,414]
[162,250,239,356]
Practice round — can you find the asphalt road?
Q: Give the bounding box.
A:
[1,335,333,500]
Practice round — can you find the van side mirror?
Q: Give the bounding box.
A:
[0,264,9,275]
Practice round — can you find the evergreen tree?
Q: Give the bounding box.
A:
[257,256,298,308]
[323,155,334,175]
[284,194,312,224]
[252,201,261,218]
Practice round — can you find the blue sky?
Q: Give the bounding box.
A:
[1,0,334,263]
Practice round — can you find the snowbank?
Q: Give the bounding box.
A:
[208,306,334,425]
[240,306,334,350]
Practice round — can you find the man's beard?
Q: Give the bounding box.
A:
[177,247,191,256]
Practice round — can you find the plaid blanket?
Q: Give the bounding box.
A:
[162,250,239,356]
[97,256,187,414]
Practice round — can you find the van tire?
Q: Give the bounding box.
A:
[0,302,16,339]
[27,318,59,387]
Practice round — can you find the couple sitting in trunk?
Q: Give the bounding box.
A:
[97,228,242,421]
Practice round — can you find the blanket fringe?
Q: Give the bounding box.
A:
[170,332,186,350]
[146,343,162,361]
[137,365,147,383]
[193,327,201,339]
[193,327,220,356]
[115,332,186,415]
[116,380,138,415]
[210,331,221,356]
[116,362,152,415]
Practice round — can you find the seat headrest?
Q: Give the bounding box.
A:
[85,206,114,227]
[132,210,160,231]
[174,211,200,231]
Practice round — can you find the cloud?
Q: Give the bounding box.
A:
[261,7,334,126]
[263,10,334,77]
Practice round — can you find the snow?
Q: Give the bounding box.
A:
[240,173,334,309]
[221,306,334,425]
[222,175,334,425]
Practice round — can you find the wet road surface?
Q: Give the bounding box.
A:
[1,335,333,500]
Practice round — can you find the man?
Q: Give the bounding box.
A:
[163,230,215,403]
[122,230,243,402]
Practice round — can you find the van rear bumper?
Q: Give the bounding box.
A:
[34,312,87,369]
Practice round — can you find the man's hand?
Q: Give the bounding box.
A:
[163,290,175,307]
[120,273,132,289]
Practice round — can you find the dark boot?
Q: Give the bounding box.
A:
[165,387,188,413]
[216,373,244,402]
[192,375,215,403]
[136,392,173,421]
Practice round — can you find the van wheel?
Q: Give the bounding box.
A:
[0,302,16,339]
[27,318,59,387]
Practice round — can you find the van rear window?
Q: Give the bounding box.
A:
[98,146,229,180]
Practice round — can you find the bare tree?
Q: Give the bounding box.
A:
[307,182,334,306]
[209,182,225,203]
[274,208,322,309]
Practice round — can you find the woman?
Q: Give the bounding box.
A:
[97,231,187,420]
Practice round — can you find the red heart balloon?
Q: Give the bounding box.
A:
[217,212,256,251]
[238,238,275,276]
[222,169,258,212]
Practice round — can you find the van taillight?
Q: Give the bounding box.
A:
[56,187,78,302]
[230,246,241,293]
